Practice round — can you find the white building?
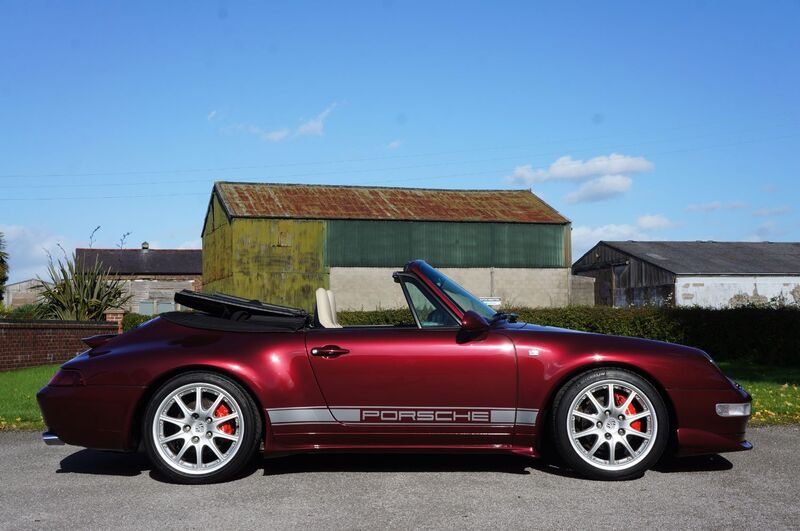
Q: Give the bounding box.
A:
[573,241,800,308]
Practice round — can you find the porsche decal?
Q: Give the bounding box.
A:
[267,407,538,426]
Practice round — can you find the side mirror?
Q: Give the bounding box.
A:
[461,310,490,332]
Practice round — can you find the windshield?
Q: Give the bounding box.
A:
[416,262,497,320]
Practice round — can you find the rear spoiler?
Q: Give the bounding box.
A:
[82,334,117,348]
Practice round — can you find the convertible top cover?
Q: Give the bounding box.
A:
[169,290,310,332]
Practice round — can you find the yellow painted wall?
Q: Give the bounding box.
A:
[202,194,328,310]
[201,195,235,295]
[230,218,328,311]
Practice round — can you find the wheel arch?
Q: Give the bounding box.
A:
[535,360,678,456]
[128,364,268,451]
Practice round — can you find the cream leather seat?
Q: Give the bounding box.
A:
[315,288,342,328]
[326,290,342,328]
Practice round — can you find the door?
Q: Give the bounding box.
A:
[305,275,518,440]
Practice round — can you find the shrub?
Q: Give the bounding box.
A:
[337,305,800,366]
[1,304,42,320]
[37,252,131,321]
[122,313,153,332]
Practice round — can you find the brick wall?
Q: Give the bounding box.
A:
[0,320,118,372]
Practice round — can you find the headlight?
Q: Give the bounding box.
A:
[716,403,751,417]
[48,369,84,387]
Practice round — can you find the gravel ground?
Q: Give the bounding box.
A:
[0,426,798,530]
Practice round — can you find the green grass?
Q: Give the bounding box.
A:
[0,364,58,431]
[719,361,800,426]
[0,361,797,431]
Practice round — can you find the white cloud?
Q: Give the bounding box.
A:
[264,128,289,142]
[507,153,653,185]
[0,225,77,283]
[571,214,673,258]
[565,174,632,204]
[752,206,791,217]
[572,223,647,258]
[246,125,289,143]
[295,102,337,137]
[217,102,337,143]
[636,214,674,230]
[684,201,748,213]
[684,201,722,213]
[746,221,782,241]
[387,140,402,150]
[178,238,202,249]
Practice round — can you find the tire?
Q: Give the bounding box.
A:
[551,368,669,480]
[143,371,262,484]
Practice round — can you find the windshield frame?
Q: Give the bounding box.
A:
[409,261,497,321]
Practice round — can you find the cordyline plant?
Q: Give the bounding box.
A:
[36,252,131,321]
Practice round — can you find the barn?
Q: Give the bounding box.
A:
[572,241,800,308]
[201,182,590,311]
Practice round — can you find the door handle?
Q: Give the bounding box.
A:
[310,345,350,357]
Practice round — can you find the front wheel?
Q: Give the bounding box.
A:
[143,371,262,484]
[551,368,669,480]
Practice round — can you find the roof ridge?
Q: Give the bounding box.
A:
[214,181,534,193]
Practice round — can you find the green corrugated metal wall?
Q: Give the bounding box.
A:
[325,220,568,268]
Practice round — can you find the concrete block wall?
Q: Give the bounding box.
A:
[569,275,596,306]
[329,267,573,311]
[0,320,118,372]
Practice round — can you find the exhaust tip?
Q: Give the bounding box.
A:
[42,432,64,446]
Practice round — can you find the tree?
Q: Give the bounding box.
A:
[36,252,131,321]
[0,232,8,304]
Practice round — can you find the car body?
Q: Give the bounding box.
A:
[37,260,752,482]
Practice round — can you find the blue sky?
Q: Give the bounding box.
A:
[2,1,798,282]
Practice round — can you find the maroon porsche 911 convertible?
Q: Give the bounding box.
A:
[37,260,751,483]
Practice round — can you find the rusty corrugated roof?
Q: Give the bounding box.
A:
[214,182,569,224]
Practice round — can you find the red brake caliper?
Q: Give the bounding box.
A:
[614,392,641,431]
[214,403,235,435]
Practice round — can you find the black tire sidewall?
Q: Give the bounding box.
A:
[143,371,262,484]
[551,368,669,480]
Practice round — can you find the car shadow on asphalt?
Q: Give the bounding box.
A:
[58,449,152,477]
[55,449,733,482]
[261,453,579,478]
[653,454,733,474]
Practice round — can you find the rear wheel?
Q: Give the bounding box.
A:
[552,368,669,480]
[143,372,262,484]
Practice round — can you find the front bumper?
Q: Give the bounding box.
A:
[670,384,753,456]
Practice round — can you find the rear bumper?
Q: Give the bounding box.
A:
[36,384,146,451]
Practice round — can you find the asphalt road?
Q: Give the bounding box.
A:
[0,427,798,530]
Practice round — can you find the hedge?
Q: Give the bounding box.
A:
[338,306,800,366]
[122,313,153,332]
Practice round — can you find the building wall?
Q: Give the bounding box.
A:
[2,279,43,308]
[120,276,201,314]
[327,220,571,268]
[569,275,596,306]
[230,218,328,312]
[203,196,329,311]
[329,267,573,310]
[202,194,235,294]
[573,243,676,307]
[675,275,800,308]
